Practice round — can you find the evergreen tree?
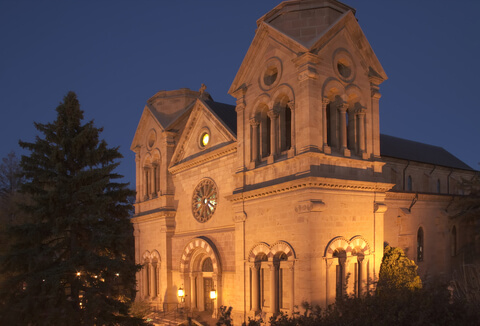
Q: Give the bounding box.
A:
[0,92,144,325]
[377,245,422,293]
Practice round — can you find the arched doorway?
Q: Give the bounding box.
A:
[179,237,222,313]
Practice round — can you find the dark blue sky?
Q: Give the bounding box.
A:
[1,0,479,187]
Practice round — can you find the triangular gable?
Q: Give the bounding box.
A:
[309,11,387,81]
[229,22,308,95]
[130,106,164,152]
[169,99,237,173]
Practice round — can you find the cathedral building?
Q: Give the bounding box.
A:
[130,0,476,323]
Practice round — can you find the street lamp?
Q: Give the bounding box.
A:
[178,286,185,303]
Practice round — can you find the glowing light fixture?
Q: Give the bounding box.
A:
[201,132,210,147]
[210,287,217,300]
[178,286,185,302]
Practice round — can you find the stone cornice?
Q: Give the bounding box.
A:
[226,176,393,203]
[386,192,453,202]
[169,143,237,174]
[131,209,176,224]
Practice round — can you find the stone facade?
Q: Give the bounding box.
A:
[130,0,476,323]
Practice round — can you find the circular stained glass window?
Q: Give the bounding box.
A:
[192,179,218,223]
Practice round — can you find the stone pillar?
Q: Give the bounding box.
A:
[212,273,220,318]
[250,118,260,165]
[356,107,367,159]
[251,263,260,313]
[322,98,331,154]
[370,79,382,159]
[133,147,141,204]
[374,203,387,279]
[144,167,150,200]
[190,272,197,310]
[338,103,350,157]
[345,258,354,295]
[287,100,295,157]
[234,86,247,173]
[267,109,279,160]
[268,262,276,313]
[287,261,295,312]
[325,259,336,306]
[360,257,368,295]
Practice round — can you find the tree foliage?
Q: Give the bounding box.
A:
[377,245,422,292]
[0,92,144,325]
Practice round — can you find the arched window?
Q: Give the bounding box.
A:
[333,249,346,299]
[451,226,457,257]
[254,106,270,159]
[202,257,213,272]
[274,252,289,311]
[283,106,292,151]
[142,255,151,298]
[417,227,424,262]
[437,179,441,194]
[407,175,413,192]
[249,242,295,314]
[250,253,268,312]
[151,255,160,298]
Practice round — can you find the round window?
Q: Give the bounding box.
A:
[192,179,218,223]
[263,66,278,86]
[200,132,210,147]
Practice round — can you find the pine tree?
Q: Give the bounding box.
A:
[0,92,144,325]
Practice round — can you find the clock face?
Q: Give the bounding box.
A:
[192,179,218,222]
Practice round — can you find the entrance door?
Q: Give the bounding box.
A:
[203,278,213,312]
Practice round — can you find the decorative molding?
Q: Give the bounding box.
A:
[248,241,296,262]
[374,202,388,214]
[131,209,176,224]
[233,211,247,223]
[226,176,393,203]
[386,192,453,201]
[295,200,326,213]
[169,143,237,174]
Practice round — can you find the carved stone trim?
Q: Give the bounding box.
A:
[295,200,326,213]
[226,177,393,203]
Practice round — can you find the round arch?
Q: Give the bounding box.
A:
[179,237,221,275]
[271,83,295,105]
[322,78,346,103]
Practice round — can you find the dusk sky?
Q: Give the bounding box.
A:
[1,0,479,187]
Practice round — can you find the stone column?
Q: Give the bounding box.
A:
[345,258,354,295]
[268,262,277,313]
[374,203,387,278]
[250,263,260,313]
[325,259,336,306]
[338,103,350,157]
[370,79,382,160]
[133,147,141,203]
[267,109,279,160]
[360,257,368,295]
[287,100,295,157]
[144,167,150,200]
[190,272,197,310]
[356,107,367,159]
[212,273,220,318]
[250,117,260,165]
[287,262,295,312]
[322,98,331,154]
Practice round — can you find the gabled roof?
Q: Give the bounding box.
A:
[204,100,237,136]
[229,0,386,95]
[380,134,473,171]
